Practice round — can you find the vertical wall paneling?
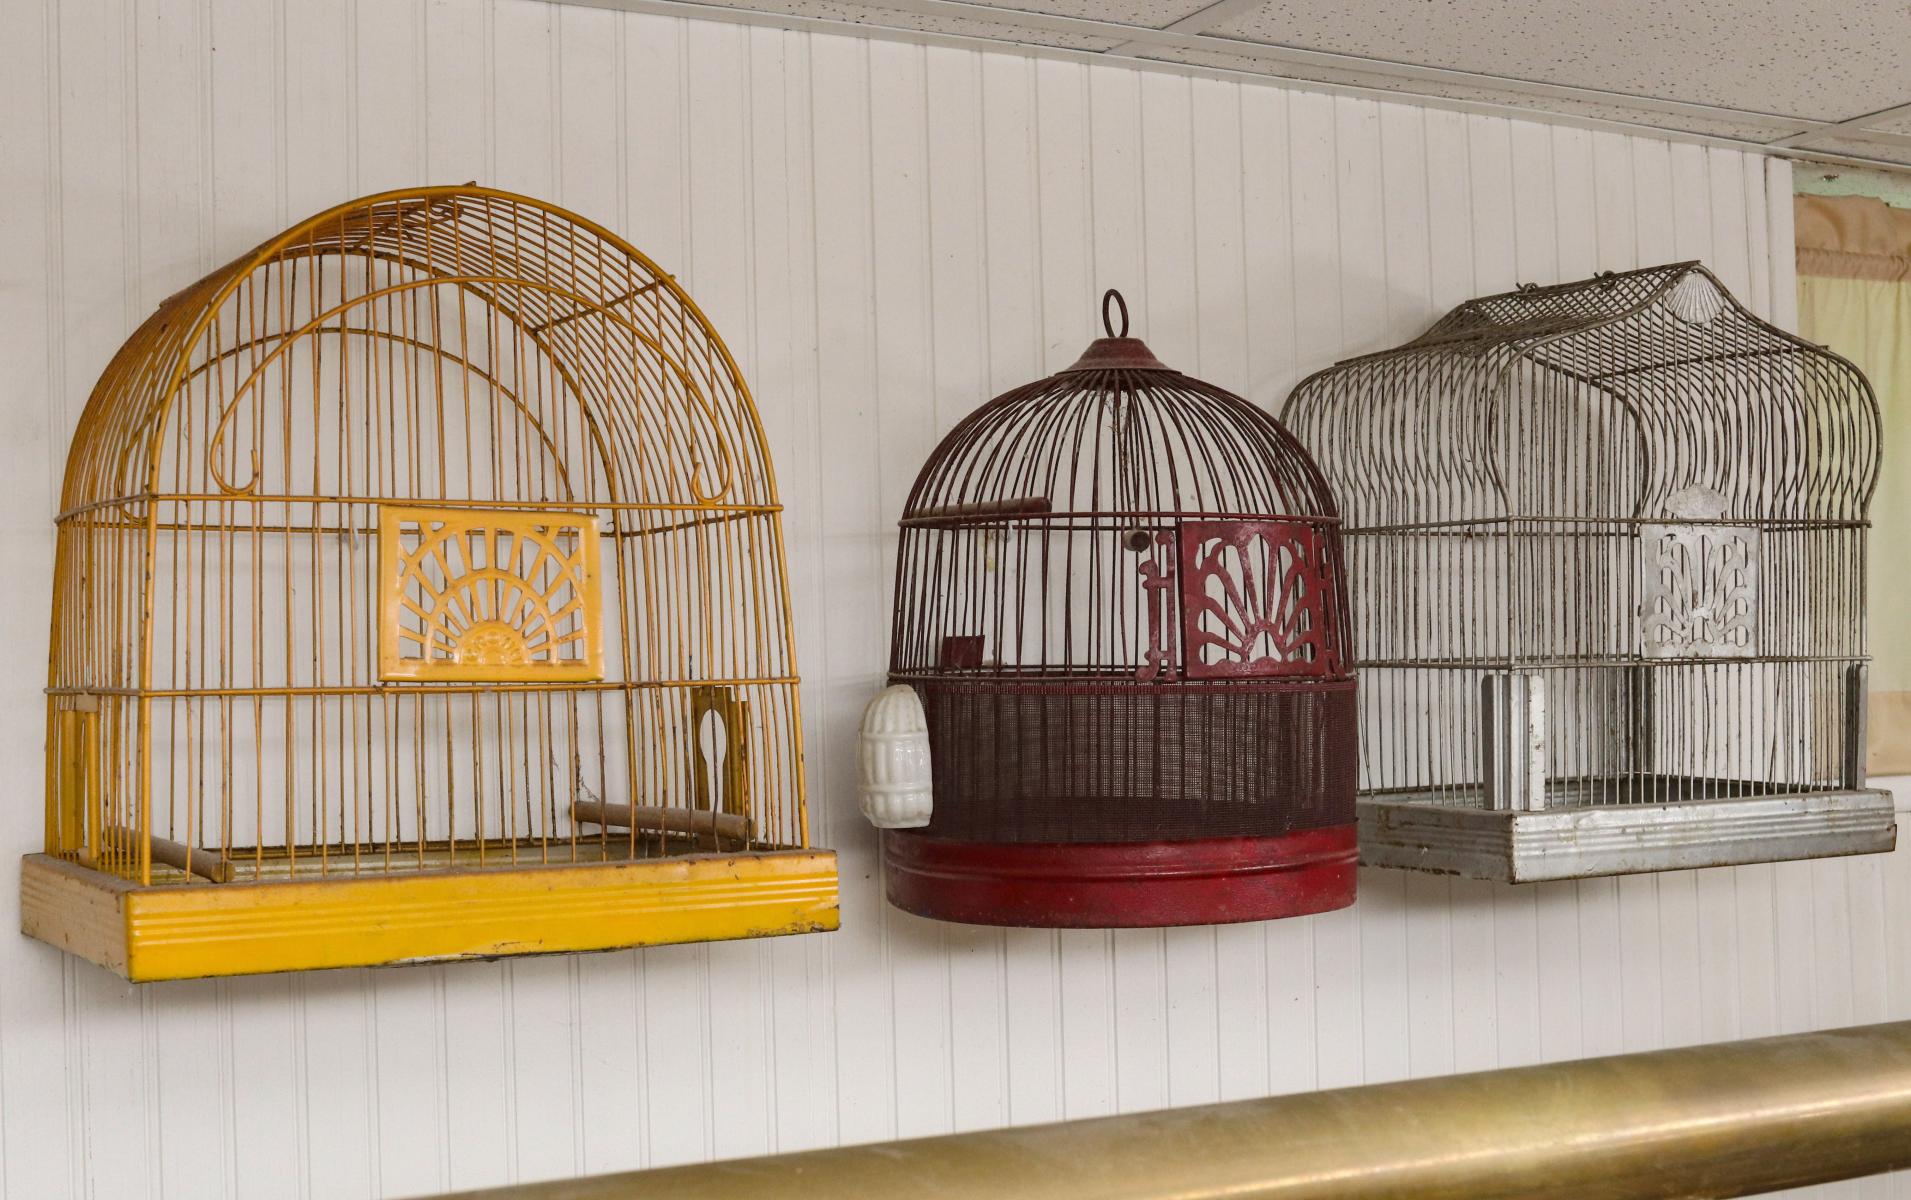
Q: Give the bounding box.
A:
[1406,103,1474,1085]
[753,21,840,1160]
[1268,86,1335,1098]
[687,16,781,1167]
[1142,69,1221,1112]
[1312,94,1378,1092]
[925,41,1014,1138]
[982,49,1062,1132]
[1651,140,1709,1054]
[4,3,1904,1195]
[557,3,636,1182]
[1759,164,1818,1053]
[1195,74,1273,1105]
[1382,105,1454,1084]
[1086,59,1171,1121]
[1534,123,1595,1068]
[1692,148,1751,1050]
[423,0,491,184]
[0,0,69,1193]
[866,34,951,1144]
[1618,135,1675,1056]
[72,0,159,1196]
[209,3,305,1193]
[135,0,207,302]
[1446,112,1514,1078]
[355,5,453,1195]
[807,27,890,1154]
[1576,127,1637,1064]
[1767,158,1801,330]
[1040,54,1119,1127]
[1225,76,1291,1104]
[1352,101,1415,1088]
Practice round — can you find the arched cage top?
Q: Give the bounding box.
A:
[61,185,776,520]
[1281,262,1881,527]
[902,316,1337,526]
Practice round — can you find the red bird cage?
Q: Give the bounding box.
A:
[865,292,1357,927]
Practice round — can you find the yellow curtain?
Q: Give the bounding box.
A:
[1796,194,1911,774]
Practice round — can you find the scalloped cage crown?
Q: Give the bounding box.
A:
[1280,262,1894,882]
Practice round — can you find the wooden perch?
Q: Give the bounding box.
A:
[907,496,1052,522]
[102,827,232,883]
[572,800,751,843]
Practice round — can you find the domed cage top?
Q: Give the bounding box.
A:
[1281,262,1895,883]
[23,186,837,981]
[878,292,1358,927]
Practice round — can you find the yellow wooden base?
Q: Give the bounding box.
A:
[20,849,838,982]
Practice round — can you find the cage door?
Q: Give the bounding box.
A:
[50,702,99,855]
[1639,487,1760,659]
[1177,520,1340,679]
[378,505,605,682]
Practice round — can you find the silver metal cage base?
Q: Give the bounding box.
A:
[1357,786,1898,882]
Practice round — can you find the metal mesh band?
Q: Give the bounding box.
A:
[910,678,1357,843]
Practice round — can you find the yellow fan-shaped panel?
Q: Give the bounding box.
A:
[379,505,604,682]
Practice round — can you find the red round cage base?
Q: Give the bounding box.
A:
[882,827,1356,928]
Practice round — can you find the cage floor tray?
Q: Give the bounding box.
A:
[1357,786,1896,883]
[20,846,838,982]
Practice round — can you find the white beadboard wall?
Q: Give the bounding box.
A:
[2,1,1909,1197]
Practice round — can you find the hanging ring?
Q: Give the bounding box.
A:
[1102,289,1130,338]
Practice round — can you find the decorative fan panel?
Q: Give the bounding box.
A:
[379,505,604,682]
[1639,523,1760,659]
[1178,520,1338,679]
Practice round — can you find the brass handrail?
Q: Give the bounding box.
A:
[443,1020,1911,1199]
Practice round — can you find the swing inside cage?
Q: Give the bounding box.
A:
[1280,262,1895,883]
[24,186,837,981]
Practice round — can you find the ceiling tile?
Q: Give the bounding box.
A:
[709,0,1125,49]
[1133,44,1810,142]
[981,0,1213,26]
[1207,0,1911,122]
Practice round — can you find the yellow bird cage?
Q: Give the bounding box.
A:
[22,186,838,982]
